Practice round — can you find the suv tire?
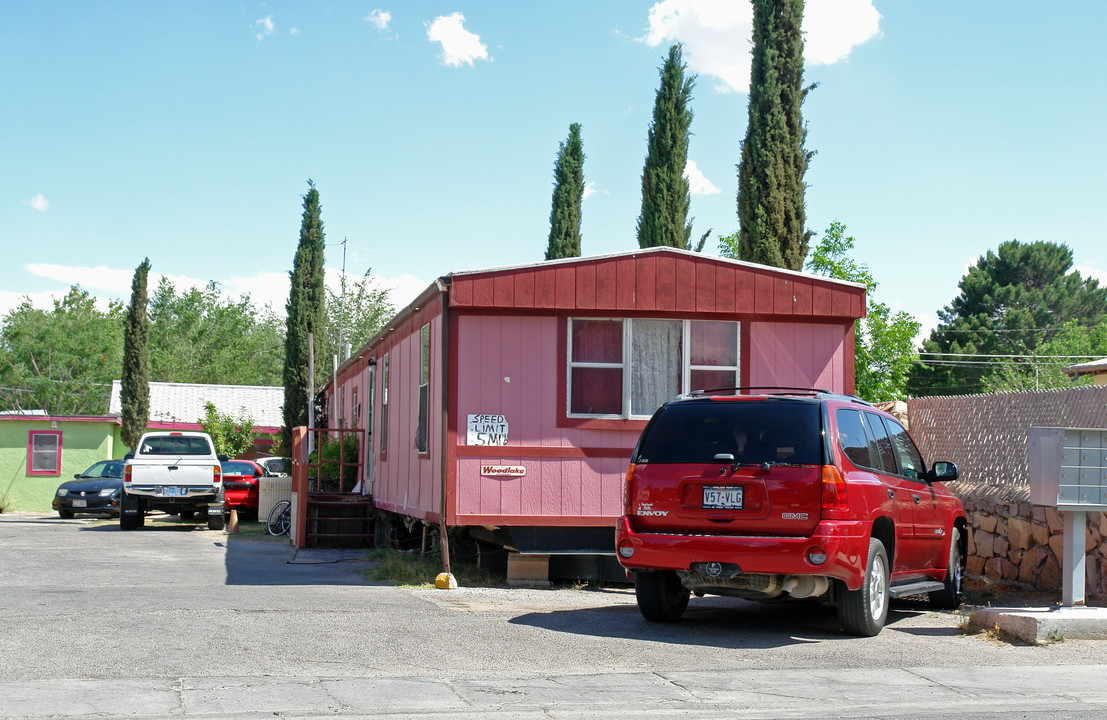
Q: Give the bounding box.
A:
[635,570,690,622]
[837,538,890,636]
[928,527,963,609]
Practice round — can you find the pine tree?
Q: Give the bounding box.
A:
[283,180,327,449]
[637,44,696,250]
[120,258,151,451]
[544,123,585,260]
[725,0,813,270]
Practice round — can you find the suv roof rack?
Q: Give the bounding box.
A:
[685,386,833,398]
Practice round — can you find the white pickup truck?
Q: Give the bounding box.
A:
[120,431,226,531]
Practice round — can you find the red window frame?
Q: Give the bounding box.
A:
[27,430,62,476]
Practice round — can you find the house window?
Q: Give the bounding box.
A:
[415,324,430,453]
[28,430,62,475]
[567,318,739,419]
[380,353,389,457]
[351,387,360,428]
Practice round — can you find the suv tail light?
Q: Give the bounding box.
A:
[821,464,849,513]
[623,463,636,515]
[213,464,222,484]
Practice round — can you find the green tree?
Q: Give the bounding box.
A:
[120,258,151,451]
[0,287,123,415]
[638,44,703,251]
[147,279,284,386]
[724,0,813,271]
[983,321,1107,392]
[198,401,257,458]
[806,223,920,402]
[909,240,1107,395]
[545,123,585,260]
[283,180,328,448]
[325,270,394,361]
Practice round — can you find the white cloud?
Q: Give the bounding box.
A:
[1076,264,1107,286]
[254,15,275,41]
[426,13,489,67]
[23,193,49,211]
[583,182,598,201]
[290,28,300,36]
[684,160,720,195]
[642,0,881,93]
[365,9,391,32]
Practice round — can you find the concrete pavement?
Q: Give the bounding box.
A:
[3,665,1107,719]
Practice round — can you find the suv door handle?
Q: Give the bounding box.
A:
[887,489,894,499]
[912,494,921,503]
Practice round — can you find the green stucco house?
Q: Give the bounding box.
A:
[0,414,123,513]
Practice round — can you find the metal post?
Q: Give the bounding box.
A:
[1062,509,1087,607]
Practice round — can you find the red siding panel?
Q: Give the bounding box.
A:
[716,266,735,311]
[812,284,832,316]
[792,279,813,317]
[515,271,534,308]
[474,277,494,307]
[595,259,617,308]
[636,255,657,312]
[452,277,473,307]
[754,272,774,314]
[695,262,716,312]
[535,268,556,308]
[494,273,514,307]
[576,263,596,310]
[615,257,637,310]
[675,257,696,312]
[774,277,794,316]
[655,255,676,311]
[554,266,575,308]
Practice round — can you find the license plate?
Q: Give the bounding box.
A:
[703,486,743,509]
[158,487,187,497]
[72,499,87,508]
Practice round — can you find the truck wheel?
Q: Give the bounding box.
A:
[119,494,141,531]
[207,512,226,531]
[837,538,890,636]
[635,570,690,622]
[928,527,963,609]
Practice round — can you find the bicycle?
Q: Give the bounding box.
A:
[266,499,291,536]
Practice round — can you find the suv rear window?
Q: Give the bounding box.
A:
[635,400,822,464]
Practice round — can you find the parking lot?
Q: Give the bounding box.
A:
[2,512,1106,719]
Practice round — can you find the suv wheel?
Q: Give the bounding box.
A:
[928,527,963,609]
[635,570,690,622]
[837,538,889,636]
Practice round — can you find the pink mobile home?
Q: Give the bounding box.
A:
[323,247,865,570]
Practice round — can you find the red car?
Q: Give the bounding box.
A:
[221,460,266,516]
[616,389,967,636]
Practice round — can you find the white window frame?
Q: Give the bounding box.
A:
[566,317,740,420]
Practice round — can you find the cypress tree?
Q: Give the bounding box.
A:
[282,180,327,450]
[120,258,151,451]
[544,123,585,260]
[637,44,696,250]
[726,0,813,270]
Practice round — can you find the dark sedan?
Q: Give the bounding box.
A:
[53,460,125,518]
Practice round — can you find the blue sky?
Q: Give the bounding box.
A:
[4,1,1105,339]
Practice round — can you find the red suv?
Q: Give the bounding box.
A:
[615,389,967,636]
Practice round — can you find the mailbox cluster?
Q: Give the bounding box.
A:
[1029,427,1107,511]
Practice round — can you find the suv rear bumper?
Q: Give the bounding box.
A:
[615,515,871,590]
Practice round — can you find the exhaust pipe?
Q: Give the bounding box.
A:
[782,575,830,599]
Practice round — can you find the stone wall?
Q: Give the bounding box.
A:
[952,481,1107,602]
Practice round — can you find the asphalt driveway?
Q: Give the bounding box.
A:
[2,512,1105,719]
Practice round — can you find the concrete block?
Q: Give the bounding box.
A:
[971,606,1107,644]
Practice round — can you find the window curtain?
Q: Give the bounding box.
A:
[631,319,681,416]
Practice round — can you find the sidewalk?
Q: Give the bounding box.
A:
[3,665,1107,719]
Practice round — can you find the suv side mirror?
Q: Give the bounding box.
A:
[217,455,229,463]
[124,452,134,461]
[927,461,958,482]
